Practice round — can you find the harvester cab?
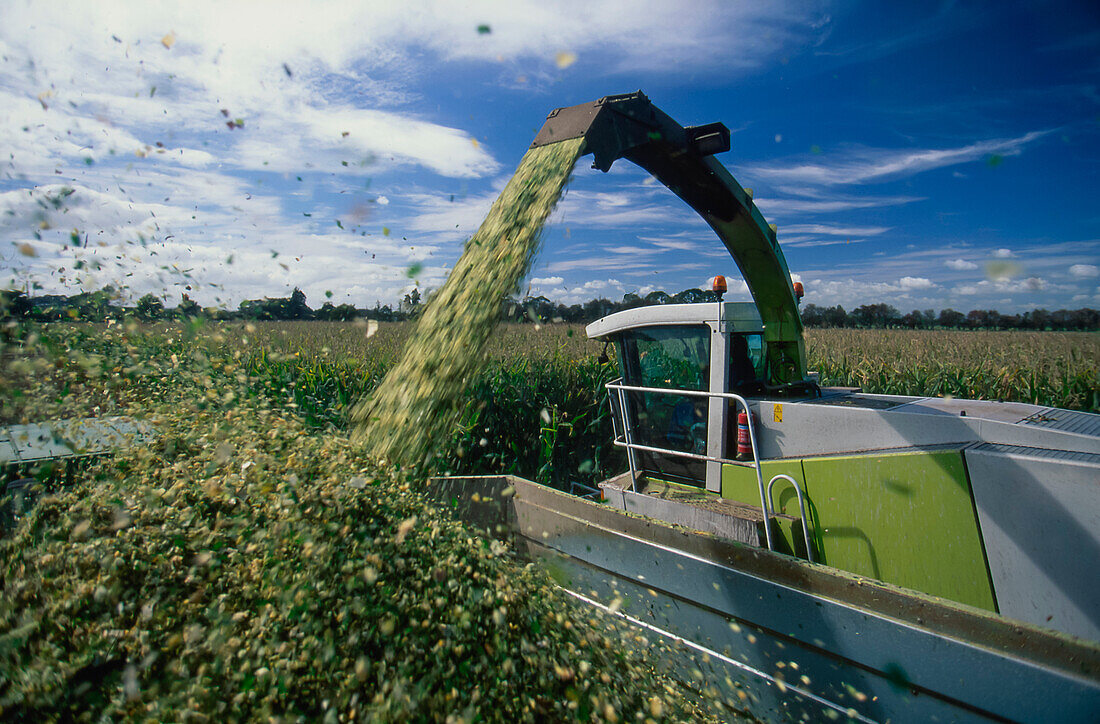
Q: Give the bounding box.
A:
[586,300,774,492]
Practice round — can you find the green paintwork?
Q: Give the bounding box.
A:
[722,450,996,611]
[721,459,804,510]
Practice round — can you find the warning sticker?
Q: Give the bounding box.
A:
[773,403,783,423]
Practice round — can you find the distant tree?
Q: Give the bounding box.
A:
[67,288,118,321]
[517,295,557,323]
[136,293,165,321]
[851,303,900,328]
[317,302,357,321]
[644,290,672,305]
[672,288,715,304]
[800,303,824,327]
[966,309,1002,329]
[822,305,849,327]
[1049,309,1078,331]
[900,309,936,329]
[582,298,614,321]
[1023,308,1050,330]
[937,308,965,328]
[176,294,201,319]
[288,288,312,320]
[1069,308,1100,330]
[366,302,397,322]
[0,290,32,319]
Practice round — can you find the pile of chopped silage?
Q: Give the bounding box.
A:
[1,327,720,722]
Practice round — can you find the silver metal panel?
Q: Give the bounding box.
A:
[51,417,154,454]
[533,546,897,723]
[0,428,19,465]
[973,442,1100,465]
[585,301,761,339]
[808,390,920,409]
[1,417,156,465]
[705,318,728,492]
[966,445,1100,641]
[510,492,1100,722]
[1022,407,1100,436]
[892,397,1044,423]
[8,423,76,462]
[753,400,1100,459]
[598,481,761,545]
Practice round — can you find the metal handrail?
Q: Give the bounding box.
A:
[605,378,640,491]
[604,380,774,551]
[767,474,814,563]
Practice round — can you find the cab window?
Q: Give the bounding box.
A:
[617,325,710,486]
[729,333,765,392]
[626,325,710,391]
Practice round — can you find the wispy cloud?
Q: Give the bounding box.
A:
[755,194,924,217]
[775,222,889,248]
[745,132,1049,186]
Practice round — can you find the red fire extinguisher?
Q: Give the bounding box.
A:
[736,409,754,461]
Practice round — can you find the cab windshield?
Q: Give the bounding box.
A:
[617,325,710,486]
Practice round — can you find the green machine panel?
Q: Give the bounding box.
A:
[723,450,996,611]
[721,459,804,508]
[803,449,994,611]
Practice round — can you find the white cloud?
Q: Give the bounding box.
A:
[230,106,498,178]
[755,194,924,216]
[780,223,891,236]
[1069,263,1099,278]
[552,188,697,229]
[946,258,979,270]
[992,248,1014,258]
[899,276,934,290]
[402,191,498,242]
[530,276,564,286]
[745,131,1048,186]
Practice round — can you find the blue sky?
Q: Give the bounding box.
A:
[2,1,1098,313]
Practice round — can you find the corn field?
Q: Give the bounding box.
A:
[202,321,1099,492]
[804,328,1099,412]
[5,321,1095,493]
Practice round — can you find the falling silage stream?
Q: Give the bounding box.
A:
[353,138,586,469]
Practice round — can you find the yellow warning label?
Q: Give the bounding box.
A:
[773,403,783,423]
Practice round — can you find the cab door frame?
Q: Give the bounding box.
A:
[705,305,730,492]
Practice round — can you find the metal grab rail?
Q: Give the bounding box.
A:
[604,380,774,551]
[767,474,815,563]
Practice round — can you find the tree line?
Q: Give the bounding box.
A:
[2,287,1097,331]
[0,288,420,324]
[799,302,1099,331]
